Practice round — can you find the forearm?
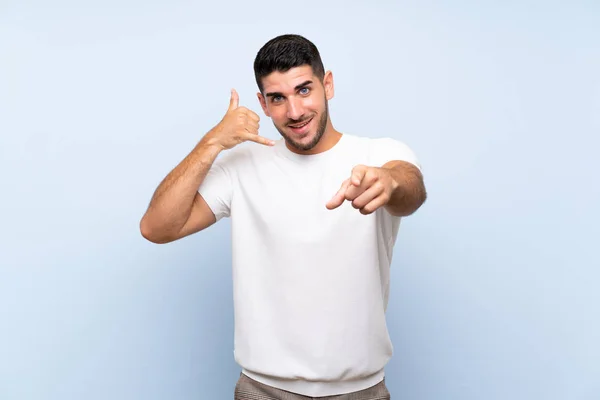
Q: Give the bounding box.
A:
[140,134,222,238]
[383,160,427,217]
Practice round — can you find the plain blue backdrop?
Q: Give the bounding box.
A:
[1,1,598,399]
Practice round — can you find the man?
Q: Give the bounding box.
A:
[140,34,427,399]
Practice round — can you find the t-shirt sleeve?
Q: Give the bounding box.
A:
[369,137,422,170]
[197,159,233,222]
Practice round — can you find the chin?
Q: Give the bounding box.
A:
[276,116,325,151]
[288,131,321,151]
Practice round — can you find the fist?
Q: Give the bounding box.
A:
[209,89,274,150]
[326,165,396,215]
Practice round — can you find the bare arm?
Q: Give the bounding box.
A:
[139,136,222,244]
[140,89,274,244]
[382,160,427,217]
[326,160,426,217]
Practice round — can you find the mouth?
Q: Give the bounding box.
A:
[288,117,313,135]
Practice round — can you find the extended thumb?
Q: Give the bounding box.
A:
[229,89,239,110]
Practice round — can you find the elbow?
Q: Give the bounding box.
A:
[139,215,172,244]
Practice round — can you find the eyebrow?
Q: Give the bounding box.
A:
[265,80,313,98]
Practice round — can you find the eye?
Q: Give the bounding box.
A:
[299,87,310,95]
[272,95,283,103]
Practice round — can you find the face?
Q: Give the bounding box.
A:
[257,65,334,152]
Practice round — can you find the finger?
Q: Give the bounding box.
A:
[351,183,384,210]
[351,165,368,186]
[245,110,260,122]
[245,119,260,133]
[344,186,362,201]
[243,133,275,146]
[326,178,351,210]
[228,89,239,111]
[359,194,389,215]
[346,167,380,200]
[343,179,367,201]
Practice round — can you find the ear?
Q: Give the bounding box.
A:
[257,92,271,117]
[323,70,334,101]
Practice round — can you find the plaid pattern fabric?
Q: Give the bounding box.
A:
[234,373,391,400]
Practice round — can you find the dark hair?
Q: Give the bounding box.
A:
[253,34,325,93]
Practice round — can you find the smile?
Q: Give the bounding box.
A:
[289,118,312,129]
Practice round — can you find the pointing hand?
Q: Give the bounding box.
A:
[326,164,396,215]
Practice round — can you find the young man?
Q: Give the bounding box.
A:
[140,34,427,399]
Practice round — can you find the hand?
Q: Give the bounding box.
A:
[207,89,275,150]
[326,165,397,215]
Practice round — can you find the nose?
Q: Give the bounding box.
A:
[286,97,304,121]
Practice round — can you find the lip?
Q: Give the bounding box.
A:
[288,117,313,135]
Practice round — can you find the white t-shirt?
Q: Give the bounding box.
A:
[198,133,421,397]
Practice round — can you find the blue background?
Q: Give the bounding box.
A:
[1,1,598,399]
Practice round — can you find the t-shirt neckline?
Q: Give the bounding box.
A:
[274,134,349,164]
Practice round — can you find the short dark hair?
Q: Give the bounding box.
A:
[253,34,325,93]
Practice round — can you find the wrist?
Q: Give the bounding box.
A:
[199,129,226,152]
[191,133,222,164]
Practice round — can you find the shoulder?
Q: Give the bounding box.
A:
[342,133,413,150]
[368,136,414,151]
[345,134,421,169]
